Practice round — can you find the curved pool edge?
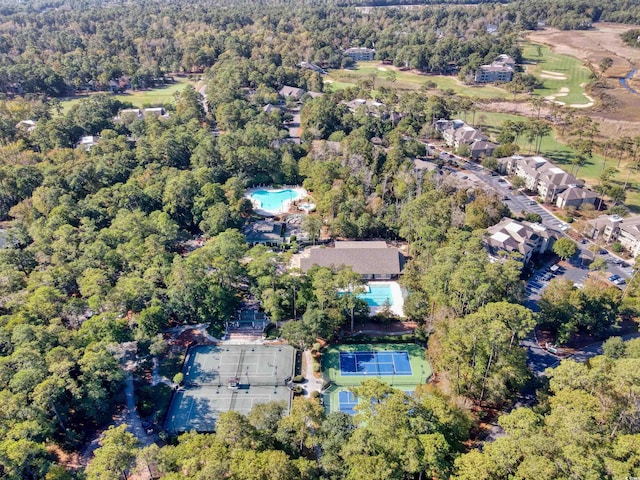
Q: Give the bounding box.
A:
[244,186,308,216]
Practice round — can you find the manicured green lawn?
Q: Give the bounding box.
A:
[477,111,605,175]
[324,61,511,99]
[475,111,640,211]
[521,42,592,105]
[57,78,196,115]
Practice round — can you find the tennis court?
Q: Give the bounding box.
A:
[183,344,294,387]
[335,389,415,415]
[165,344,296,433]
[165,385,292,433]
[337,390,359,415]
[322,343,431,414]
[339,351,412,376]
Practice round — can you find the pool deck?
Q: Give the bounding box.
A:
[245,186,308,217]
[366,281,405,317]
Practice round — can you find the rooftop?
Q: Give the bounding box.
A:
[300,241,404,275]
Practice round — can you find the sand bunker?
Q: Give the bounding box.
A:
[540,70,568,80]
[377,67,388,71]
[540,73,568,80]
[545,87,571,104]
[570,93,595,108]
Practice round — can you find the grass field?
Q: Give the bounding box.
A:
[321,342,431,414]
[324,61,512,99]
[475,110,640,211]
[522,42,593,106]
[58,78,196,115]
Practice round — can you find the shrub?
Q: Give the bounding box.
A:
[173,372,184,385]
[608,205,629,217]
[292,374,305,383]
[313,362,321,373]
[611,242,623,253]
[311,390,321,399]
[292,385,304,395]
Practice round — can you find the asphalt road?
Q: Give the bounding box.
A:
[433,149,639,375]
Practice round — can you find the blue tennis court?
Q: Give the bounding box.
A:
[338,390,359,415]
[339,351,412,376]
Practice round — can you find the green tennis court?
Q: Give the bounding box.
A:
[322,343,431,414]
[165,385,292,433]
[165,344,295,433]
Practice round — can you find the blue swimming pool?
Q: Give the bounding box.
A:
[250,189,301,212]
[358,284,394,307]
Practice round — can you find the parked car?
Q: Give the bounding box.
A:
[580,239,588,244]
[608,274,620,282]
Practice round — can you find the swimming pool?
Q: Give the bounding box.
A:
[249,188,304,215]
[358,284,394,307]
[341,282,405,317]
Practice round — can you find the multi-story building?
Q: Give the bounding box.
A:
[585,214,640,257]
[343,47,376,61]
[498,155,596,206]
[485,217,559,264]
[437,119,496,159]
[475,54,516,83]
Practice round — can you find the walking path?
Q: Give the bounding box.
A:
[303,350,324,397]
[81,359,157,469]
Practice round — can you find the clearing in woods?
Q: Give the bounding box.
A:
[323,61,512,99]
[57,77,197,115]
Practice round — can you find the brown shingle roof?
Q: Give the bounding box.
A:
[300,241,404,275]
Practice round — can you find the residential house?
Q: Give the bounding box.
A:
[485,217,559,264]
[475,55,516,83]
[485,24,499,35]
[307,91,324,99]
[78,135,99,151]
[278,86,306,101]
[345,98,384,115]
[298,62,327,75]
[299,241,404,280]
[497,155,589,204]
[243,220,286,247]
[585,214,640,257]
[345,98,404,124]
[555,185,598,209]
[343,47,376,61]
[142,107,168,118]
[263,104,280,114]
[116,107,169,122]
[15,120,37,133]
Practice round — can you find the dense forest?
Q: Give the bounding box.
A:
[0,0,638,478]
[83,345,639,480]
[0,0,639,97]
